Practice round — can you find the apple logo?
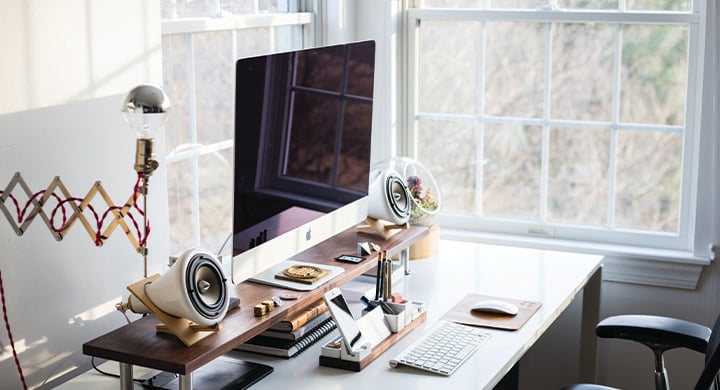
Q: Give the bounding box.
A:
[305,228,312,241]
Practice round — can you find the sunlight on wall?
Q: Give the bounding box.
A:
[0,0,161,116]
[0,337,48,363]
[67,297,124,326]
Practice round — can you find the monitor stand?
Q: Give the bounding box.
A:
[141,355,273,390]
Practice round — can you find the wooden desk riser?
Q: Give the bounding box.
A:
[82,225,429,375]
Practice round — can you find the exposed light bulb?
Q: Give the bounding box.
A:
[121,84,171,176]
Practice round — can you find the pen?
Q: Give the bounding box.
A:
[384,250,391,302]
[375,251,382,300]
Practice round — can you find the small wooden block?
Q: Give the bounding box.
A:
[253,304,266,317]
[262,300,275,312]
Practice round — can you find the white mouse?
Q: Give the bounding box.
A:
[470,300,519,316]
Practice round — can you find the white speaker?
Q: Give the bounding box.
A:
[126,248,230,327]
[367,168,411,225]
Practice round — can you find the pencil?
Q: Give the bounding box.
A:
[375,251,382,300]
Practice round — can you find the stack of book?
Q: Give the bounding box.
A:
[236,300,337,358]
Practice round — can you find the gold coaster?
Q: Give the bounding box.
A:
[283,265,324,279]
[275,265,331,284]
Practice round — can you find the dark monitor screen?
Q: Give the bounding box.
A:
[231,40,375,282]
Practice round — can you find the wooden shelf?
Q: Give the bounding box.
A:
[83,224,429,375]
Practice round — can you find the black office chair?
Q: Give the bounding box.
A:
[566,313,720,390]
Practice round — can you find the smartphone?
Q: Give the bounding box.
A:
[334,254,365,264]
[323,288,365,355]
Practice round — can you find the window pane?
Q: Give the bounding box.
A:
[489,0,539,8]
[416,0,490,8]
[194,31,236,144]
[485,22,544,118]
[551,23,615,121]
[417,119,478,213]
[615,130,681,231]
[626,0,690,11]
[418,20,482,115]
[483,124,542,219]
[235,27,279,58]
[162,34,193,149]
[620,24,688,125]
[556,0,619,8]
[548,127,609,225]
[168,158,196,250]
[161,0,292,18]
[198,148,234,252]
[416,0,689,9]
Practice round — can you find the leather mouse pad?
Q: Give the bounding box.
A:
[441,293,542,331]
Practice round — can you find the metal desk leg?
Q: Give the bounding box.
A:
[579,266,602,383]
[401,247,411,275]
[119,363,133,390]
[178,372,193,390]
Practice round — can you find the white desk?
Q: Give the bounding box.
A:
[62,239,602,390]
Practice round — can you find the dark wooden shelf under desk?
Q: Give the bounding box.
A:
[83,224,429,375]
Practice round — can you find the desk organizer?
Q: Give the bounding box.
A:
[319,301,427,371]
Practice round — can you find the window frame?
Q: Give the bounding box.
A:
[401,4,710,269]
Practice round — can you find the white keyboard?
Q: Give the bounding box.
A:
[389,320,491,376]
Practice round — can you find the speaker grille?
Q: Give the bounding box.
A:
[185,253,228,321]
[385,175,410,219]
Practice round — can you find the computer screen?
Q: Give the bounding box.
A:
[231,40,376,284]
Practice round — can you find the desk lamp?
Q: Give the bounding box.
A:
[117,86,230,346]
[121,84,170,277]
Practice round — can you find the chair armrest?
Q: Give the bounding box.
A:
[596,314,711,353]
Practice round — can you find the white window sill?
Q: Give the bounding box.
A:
[439,228,710,290]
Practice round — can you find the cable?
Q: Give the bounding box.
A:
[90,305,173,384]
[0,269,28,390]
[217,232,232,257]
[91,356,176,385]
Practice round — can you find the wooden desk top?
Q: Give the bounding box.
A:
[82,225,429,375]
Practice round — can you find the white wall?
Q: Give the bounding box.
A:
[0,1,165,389]
[0,0,162,116]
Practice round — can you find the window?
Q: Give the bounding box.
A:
[160,1,312,258]
[404,1,707,258]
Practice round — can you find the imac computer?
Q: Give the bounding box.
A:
[231,40,376,286]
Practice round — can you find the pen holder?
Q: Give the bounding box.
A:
[382,302,410,333]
